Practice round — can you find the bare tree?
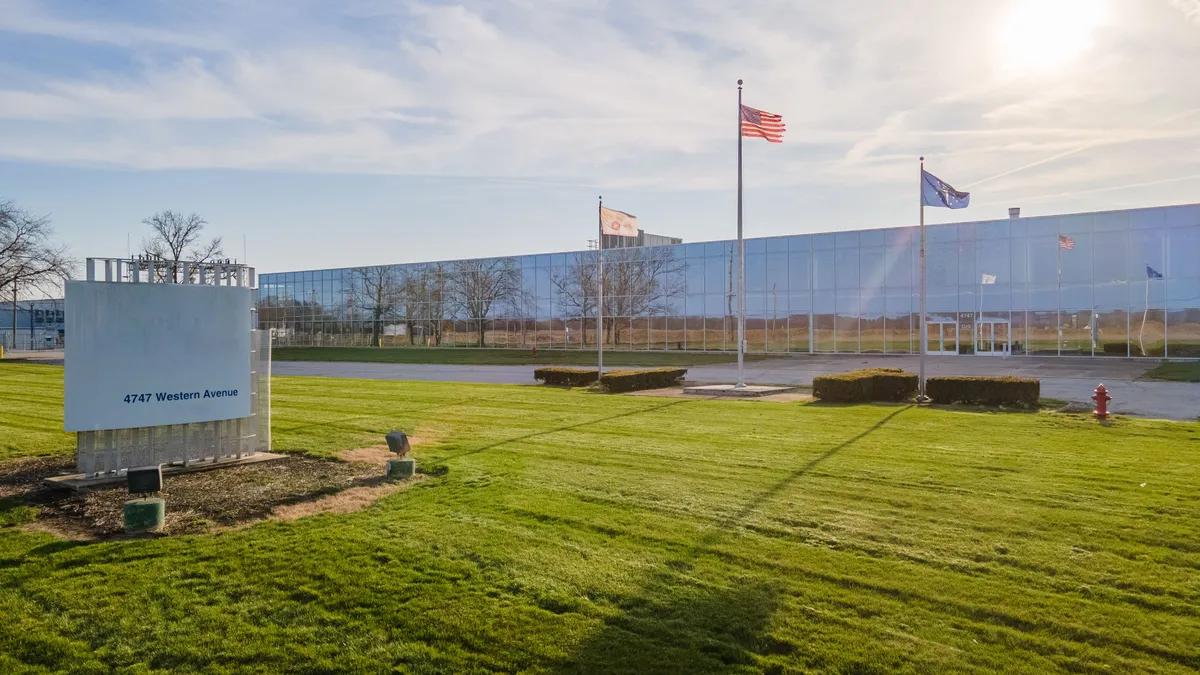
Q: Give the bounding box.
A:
[447,257,523,346]
[346,265,404,347]
[551,251,599,345]
[1,201,75,344]
[403,264,448,346]
[140,210,223,282]
[551,247,683,345]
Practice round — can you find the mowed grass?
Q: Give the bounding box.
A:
[0,363,74,460]
[1144,361,1200,382]
[273,346,781,367]
[0,365,1199,673]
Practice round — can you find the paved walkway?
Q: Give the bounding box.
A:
[274,355,1199,422]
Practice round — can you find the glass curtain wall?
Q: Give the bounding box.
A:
[257,204,1200,357]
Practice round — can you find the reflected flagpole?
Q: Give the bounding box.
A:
[919,157,927,401]
[736,79,746,388]
[1139,260,1149,357]
[598,195,604,376]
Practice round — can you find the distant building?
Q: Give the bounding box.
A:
[601,230,684,250]
[1,298,65,350]
[256,202,1200,358]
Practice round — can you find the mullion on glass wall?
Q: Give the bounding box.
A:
[255,205,1200,359]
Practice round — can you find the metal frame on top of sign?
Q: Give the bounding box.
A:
[66,257,271,478]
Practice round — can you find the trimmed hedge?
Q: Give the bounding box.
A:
[1103,342,1129,356]
[811,368,918,403]
[599,368,688,393]
[533,367,599,387]
[926,376,1040,408]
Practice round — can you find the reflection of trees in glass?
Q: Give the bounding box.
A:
[448,257,523,346]
[404,263,448,346]
[257,295,333,328]
[551,247,682,345]
[346,265,403,347]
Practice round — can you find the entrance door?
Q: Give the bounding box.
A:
[926,321,958,355]
[976,320,1011,356]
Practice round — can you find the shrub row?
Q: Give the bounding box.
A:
[533,367,599,387]
[600,368,688,393]
[811,368,918,403]
[926,376,1040,408]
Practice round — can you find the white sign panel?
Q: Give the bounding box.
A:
[65,281,252,431]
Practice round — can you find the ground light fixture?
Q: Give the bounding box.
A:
[124,465,165,533]
[385,431,415,479]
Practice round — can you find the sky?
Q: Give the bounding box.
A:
[1,0,1199,284]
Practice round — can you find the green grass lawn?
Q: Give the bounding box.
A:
[273,346,782,367]
[1144,361,1200,382]
[0,363,74,460]
[1,362,1199,673]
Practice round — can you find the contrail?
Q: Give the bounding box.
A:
[964,107,1200,189]
[976,172,1200,207]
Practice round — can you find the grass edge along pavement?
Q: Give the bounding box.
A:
[1143,361,1200,382]
[0,363,1198,673]
[272,345,781,366]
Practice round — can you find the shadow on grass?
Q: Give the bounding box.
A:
[448,399,694,460]
[551,406,911,674]
[551,577,788,674]
[275,395,492,436]
[725,405,911,526]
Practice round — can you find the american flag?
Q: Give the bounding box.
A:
[741,104,784,143]
[1058,234,1075,250]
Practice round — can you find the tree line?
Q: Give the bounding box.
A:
[264,247,684,348]
[2,195,685,349]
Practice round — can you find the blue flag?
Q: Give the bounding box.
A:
[1147,265,1163,279]
[922,170,970,209]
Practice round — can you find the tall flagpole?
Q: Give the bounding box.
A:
[736,79,746,388]
[598,196,604,376]
[1058,239,1063,355]
[919,157,927,401]
[1139,261,1149,357]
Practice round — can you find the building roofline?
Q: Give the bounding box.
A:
[257,201,1200,277]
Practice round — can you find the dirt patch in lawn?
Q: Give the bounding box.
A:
[337,430,438,466]
[268,476,423,523]
[0,454,421,539]
[627,387,814,403]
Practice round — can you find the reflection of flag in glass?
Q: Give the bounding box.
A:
[1058,234,1075,250]
[981,273,997,285]
[600,206,638,237]
[1146,265,1163,279]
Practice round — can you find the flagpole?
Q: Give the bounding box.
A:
[598,195,604,376]
[979,277,985,348]
[1058,240,1063,355]
[736,79,746,388]
[1140,261,1149,357]
[919,157,927,402]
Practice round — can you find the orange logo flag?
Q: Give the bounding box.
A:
[600,206,638,237]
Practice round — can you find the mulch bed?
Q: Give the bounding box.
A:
[0,455,386,538]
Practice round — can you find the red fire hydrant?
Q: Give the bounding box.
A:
[1092,384,1111,420]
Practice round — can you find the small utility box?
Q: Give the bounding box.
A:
[125,465,165,532]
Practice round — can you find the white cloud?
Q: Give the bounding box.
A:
[0,0,1197,213]
[1168,0,1200,26]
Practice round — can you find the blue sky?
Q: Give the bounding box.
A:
[2,0,1199,280]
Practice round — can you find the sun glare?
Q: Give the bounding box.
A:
[999,0,1108,73]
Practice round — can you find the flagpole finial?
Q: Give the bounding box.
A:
[920,156,924,161]
[737,79,743,87]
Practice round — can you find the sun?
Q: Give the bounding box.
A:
[998,0,1109,74]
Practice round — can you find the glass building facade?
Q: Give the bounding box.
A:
[256,203,1200,358]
